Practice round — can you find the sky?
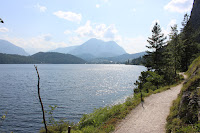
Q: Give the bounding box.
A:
[0,0,194,54]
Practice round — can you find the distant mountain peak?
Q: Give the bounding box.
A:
[49,38,127,61]
[86,38,117,44]
[0,39,28,56]
[83,38,104,44]
[69,38,127,58]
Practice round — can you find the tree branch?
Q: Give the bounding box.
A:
[34,65,48,133]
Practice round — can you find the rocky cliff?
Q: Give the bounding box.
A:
[189,0,200,30]
[189,0,200,43]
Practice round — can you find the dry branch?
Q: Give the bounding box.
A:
[34,65,48,133]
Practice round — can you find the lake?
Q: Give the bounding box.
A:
[0,64,145,133]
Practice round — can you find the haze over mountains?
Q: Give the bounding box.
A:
[50,38,146,62]
[89,52,146,64]
[51,38,127,60]
[50,46,79,54]
[0,38,146,63]
[0,39,28,56]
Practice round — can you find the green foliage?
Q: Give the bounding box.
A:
[142,21,179,91]
[78,95,141,133]
[125,56,145,65]
[167,24,181,76]
[40,120,71,133]
[178,13,200,71]
[0,53,40,64]
[0,52,86,64]
[144,22,167,73]
[143,82,155,92]
[131,56,145,65]
[144,11,200,74]
[40,105,74,133]
[134,71,164,93]
[186,56,200,77]
[48,105,58,125]
[166,56,200,133]
[32,52,86,64]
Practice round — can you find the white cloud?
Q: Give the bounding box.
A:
[35,4,47,12]
[168,19,177,27]
[75,20,119,41]
[120,36,147,54]
[96,4,100,8]
[131,8,137,13]
[53,11,82,24]
[74,20,147,54]
[69,36,83,45]
[164,0,193,13]
[0,27,9,32]
[43,34,52,41]
[102,0,109,3]
[162,19,177,36]
[104,24,118,39]
[75,21,93,37]
[64,30,72,35]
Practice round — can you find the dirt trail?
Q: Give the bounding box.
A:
[114,74,187,133]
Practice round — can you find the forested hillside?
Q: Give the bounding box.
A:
[31,52,86,64]
[0,52,86,64]
[0,53,39,64]
[164,1,200,132]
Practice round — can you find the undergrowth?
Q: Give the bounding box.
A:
[166,56,200,133]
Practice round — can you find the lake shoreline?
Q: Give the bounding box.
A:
[0,64,145,133]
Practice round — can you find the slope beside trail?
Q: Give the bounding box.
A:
[114,74,187,133]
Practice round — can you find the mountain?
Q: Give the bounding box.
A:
[189,0,200,43]
[49,38,127,61]
[0,52,86,64]
[89,52,146,63]
[75,53,96,61]
[31,52,86,64]
[0,39,28,55]
[106,52,146,62]
[50,46,78,54]
[189,0,200,30]
[69,38,127,58]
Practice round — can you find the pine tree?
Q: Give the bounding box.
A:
[168,24,180,76]
[181,14,189,32]
[144,22,167,73]
[162,45,175,86]
[180,13,194,71]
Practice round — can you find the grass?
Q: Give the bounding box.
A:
[186,56,200,77]
[166,56,200,133]
[40,121,71,133]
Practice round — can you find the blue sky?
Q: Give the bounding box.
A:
[0,0,194,54]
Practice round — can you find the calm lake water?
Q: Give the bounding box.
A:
[0,64,145,133]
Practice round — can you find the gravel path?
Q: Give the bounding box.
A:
[114,74,187,133]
